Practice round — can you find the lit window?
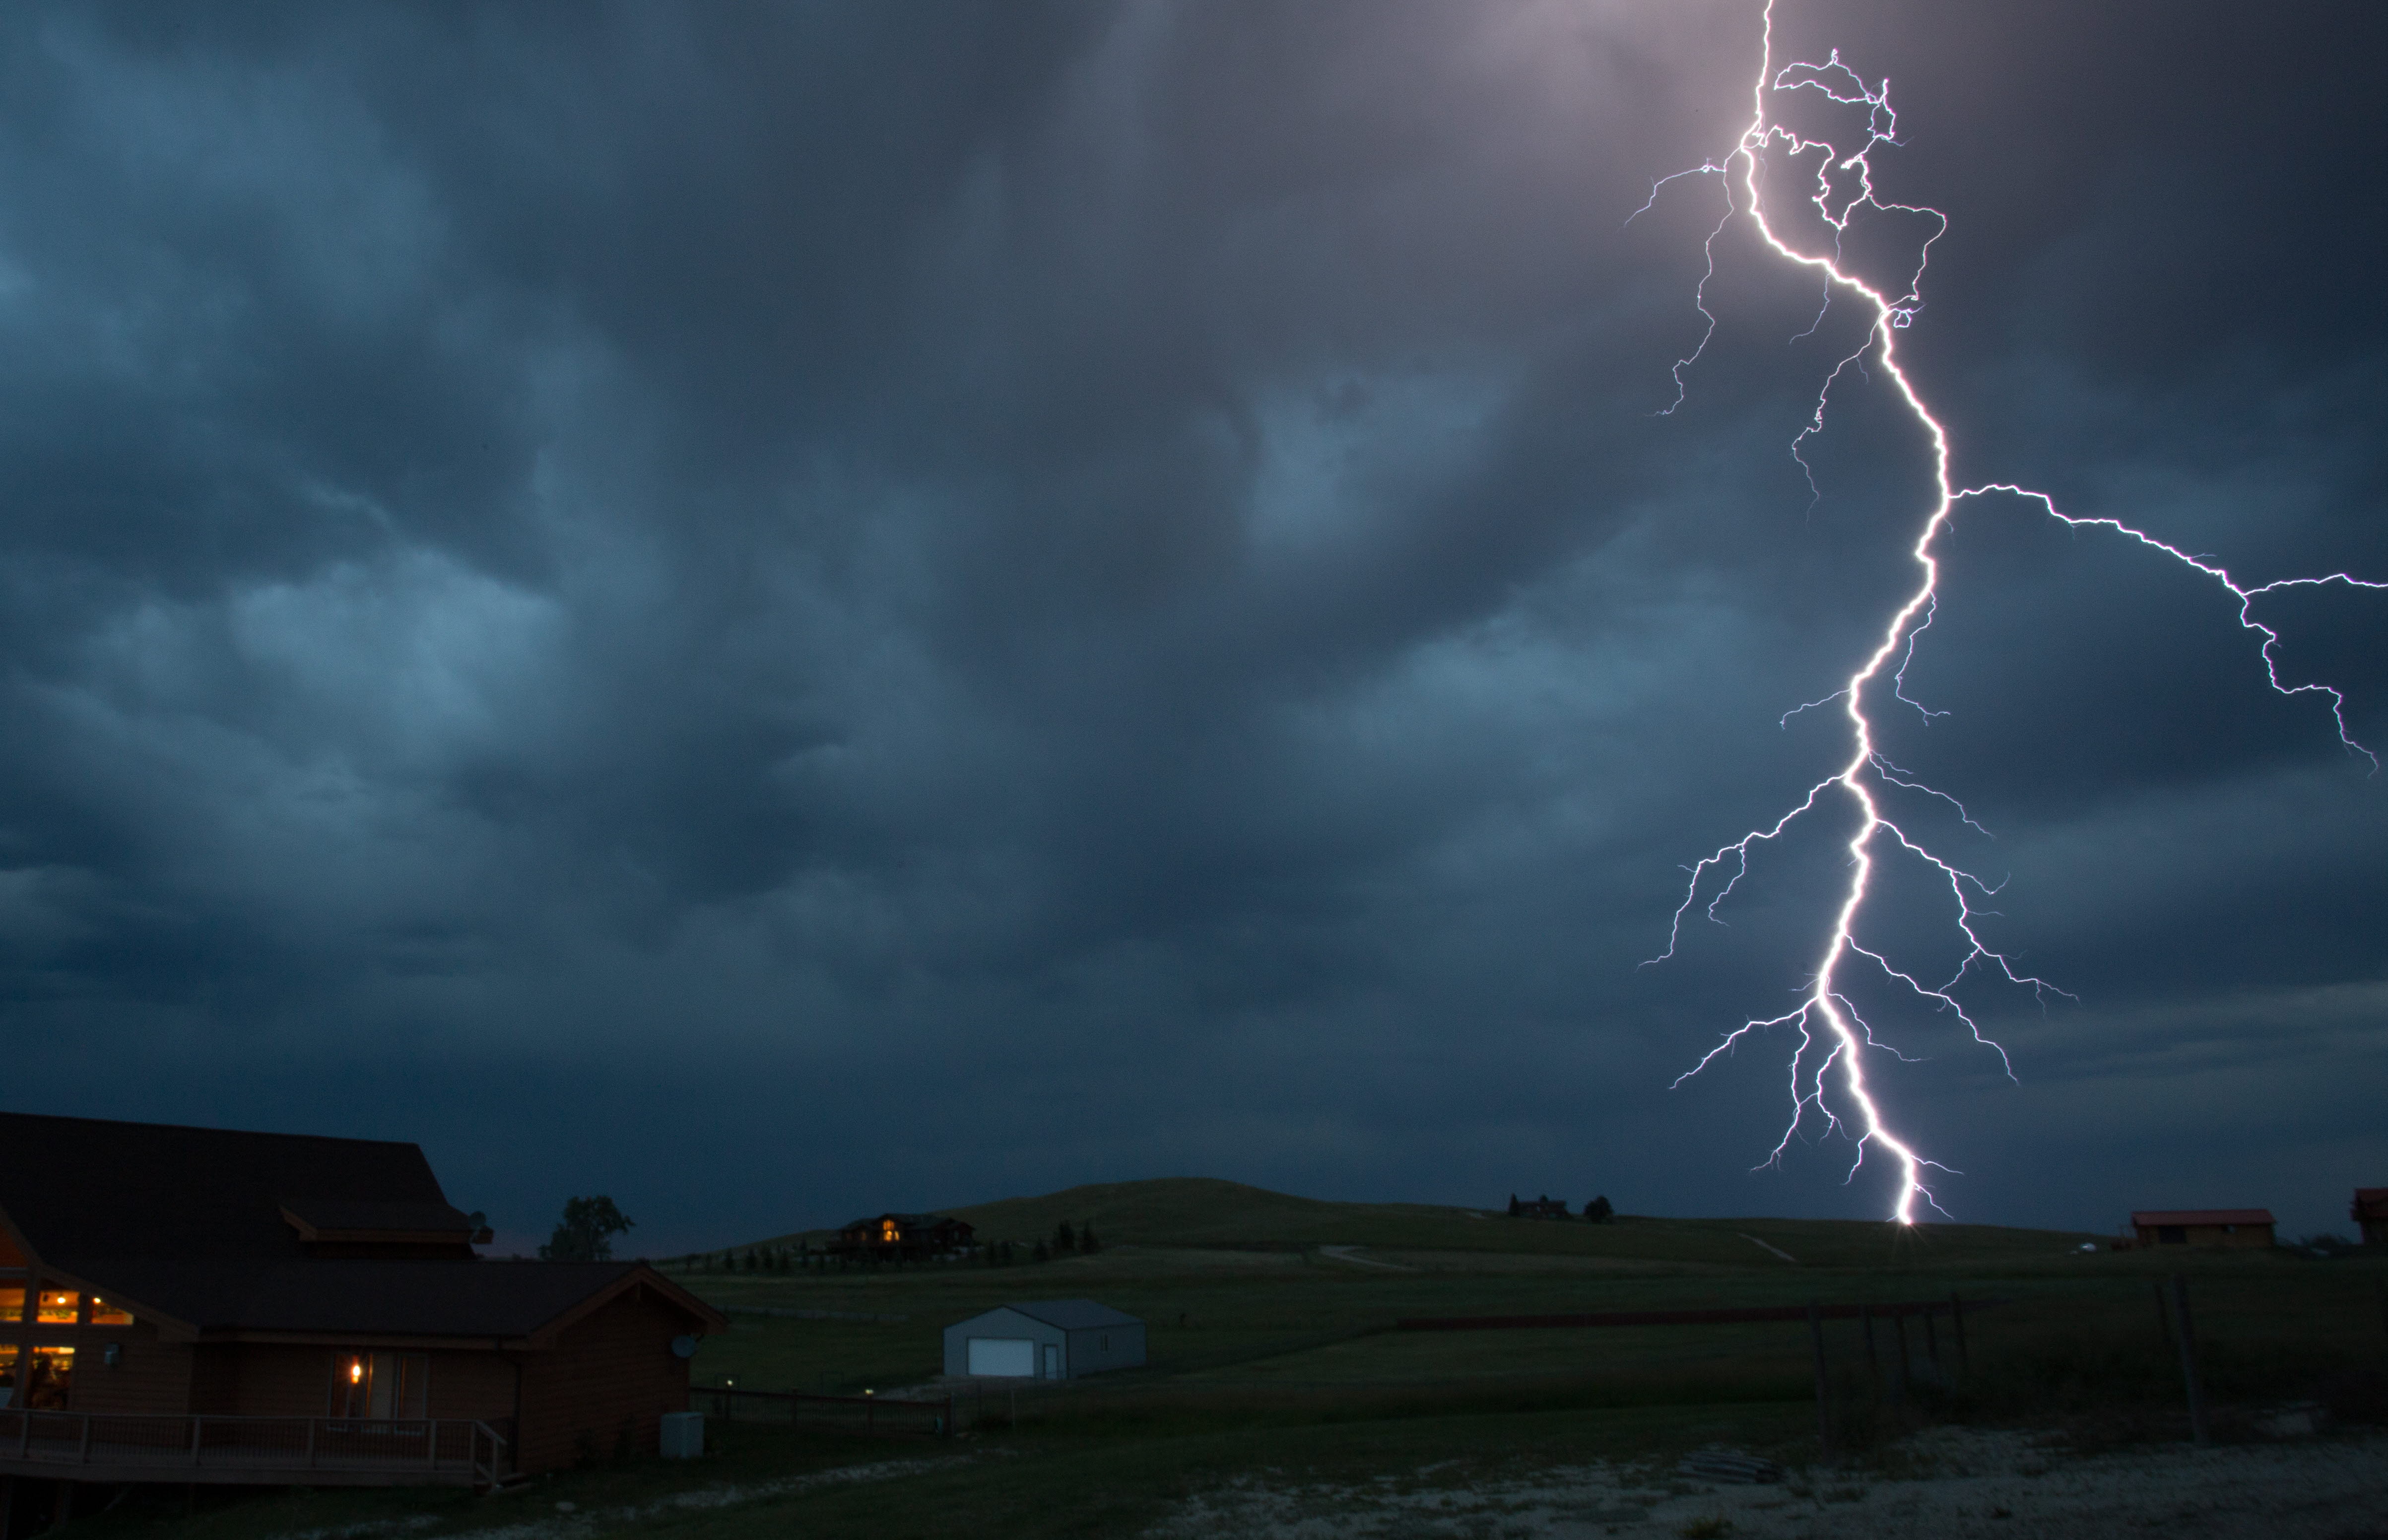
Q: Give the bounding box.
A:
[34,1291,77,1324]
[328,1350,429,1419]
[0,1288,22,1323]
[882,1220,900,1243]
[23,1346,71,1409]
[89,1297,132,1326]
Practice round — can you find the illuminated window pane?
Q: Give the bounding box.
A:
[34,1291,77,1324]
[24,1346,71,1409]
[0,1288,22,1323]
[329,1350,429,1419]
[0,1345,16,1405]
[88,1297,132,1326]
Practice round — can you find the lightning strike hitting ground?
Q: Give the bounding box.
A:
[1637,2,2385,1224]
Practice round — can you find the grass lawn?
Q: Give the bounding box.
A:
[59,1182,2388,1539]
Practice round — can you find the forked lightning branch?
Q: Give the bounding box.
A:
[1635,1,2385,1223]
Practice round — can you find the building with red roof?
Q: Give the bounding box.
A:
[2353,1189,2388,1247]
[2128,1208,2275,1249]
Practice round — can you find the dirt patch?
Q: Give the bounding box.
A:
[1143,1428,2388,1539]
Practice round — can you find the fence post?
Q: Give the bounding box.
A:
[1860,1305,1877,1392]
[191,1415,203,1467]
[1949,1292,1968,1377]
[307,1417,317,1468]
[78,1413,90,1464]
[2170,1274,2209,1447]
[1807,1303,1831,1458]
[2154,1282,2173,1353]
[1891,1310,1910,1404]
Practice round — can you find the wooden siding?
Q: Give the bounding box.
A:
[426,1351,517,1425]
[190,1343,516,1424]
[2134,1221,2275,1249]
[190,1343,333,1416]
[513,1288,691,1474]
[65,1319,192,1415]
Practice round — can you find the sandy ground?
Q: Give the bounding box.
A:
[1142,1428,2388,1540]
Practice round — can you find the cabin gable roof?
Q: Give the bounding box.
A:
[0,1111,458,1268]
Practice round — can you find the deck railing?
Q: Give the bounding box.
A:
[0,1410,512,1486]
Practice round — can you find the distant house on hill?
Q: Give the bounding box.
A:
[941,1300,1144,1380]
[0,1110,725,1504]
[2129,1208,2275,1249]
[2353,1189,2388,1246]
[1506,1194,1570,1220]
[829,1213,975,1263]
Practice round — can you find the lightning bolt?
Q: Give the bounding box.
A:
[1638,2,2385,1224]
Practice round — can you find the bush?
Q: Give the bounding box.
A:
[1585,1195,1615,1223]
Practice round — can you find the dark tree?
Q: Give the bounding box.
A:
[1055,1220,1076,1254]
[539,1196,635,1261]
[1507,1194,1521,1217]
[1079,1223,1100,1253]
[1033,1239,1051,1263]
[1585,1195,1615,1224]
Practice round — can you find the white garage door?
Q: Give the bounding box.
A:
[967,1337,1035,1377]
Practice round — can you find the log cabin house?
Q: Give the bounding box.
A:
[828,1213,976,1263]
[0,1111,724,1509]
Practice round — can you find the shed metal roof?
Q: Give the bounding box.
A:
[996,1299,1142,1331]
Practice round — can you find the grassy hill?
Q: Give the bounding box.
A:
[739,1175,2105,1272]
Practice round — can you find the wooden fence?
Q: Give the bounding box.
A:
[690,1385,952,1439]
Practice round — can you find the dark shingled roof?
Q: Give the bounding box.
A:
[279,1199,476,1237]
[0,1111,725,1342]
[0,1111,459,1266]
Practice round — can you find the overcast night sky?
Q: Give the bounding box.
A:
[2,1,2381,1255]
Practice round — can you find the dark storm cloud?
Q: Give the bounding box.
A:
[0,0,2380,1248]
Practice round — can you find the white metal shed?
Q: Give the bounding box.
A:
[941,1299,1146,1380]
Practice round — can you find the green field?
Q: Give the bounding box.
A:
[73,1180,2388,1540]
